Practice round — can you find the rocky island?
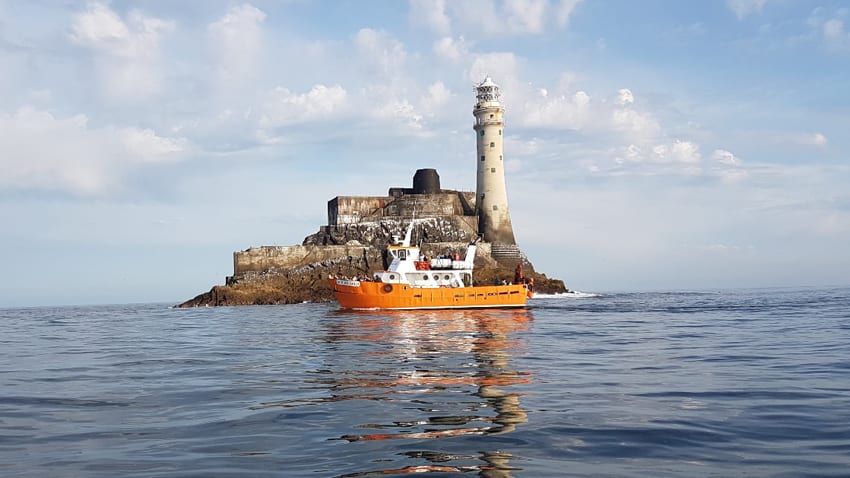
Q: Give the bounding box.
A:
[177,77,568,307]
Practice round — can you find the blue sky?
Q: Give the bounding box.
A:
[1,0,848,306]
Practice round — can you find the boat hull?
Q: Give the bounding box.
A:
[329,279,530,310]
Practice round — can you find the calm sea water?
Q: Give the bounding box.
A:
[1,287,849,477]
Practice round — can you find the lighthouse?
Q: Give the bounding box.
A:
[473,77,517,246]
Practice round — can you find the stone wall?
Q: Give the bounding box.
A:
[230,241,502,282]
[233,245,374,275]
[328,197,388,225]
[329,191,476,226]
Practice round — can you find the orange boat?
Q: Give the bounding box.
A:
[329,220,533,310]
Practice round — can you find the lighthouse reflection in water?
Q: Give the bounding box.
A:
[309,309,531,476]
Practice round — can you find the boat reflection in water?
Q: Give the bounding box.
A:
[321,308,532,477]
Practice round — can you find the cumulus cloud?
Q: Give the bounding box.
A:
[616,88,634,105]
[258,84,347,130]
[410,0,452,35]
[795,132,828,146]
[370,97,424,130]
[556,0,582,27]
[712,149,740,166]
[70,2,174,101]
[504,0,548,34]
[652,140,701,164]
[727,0,767,20]
[616,141,701,169]
[469,52,520,88]
[612,106,662,140]
[711,149,748,183]
[522,90,591,130]
[421,81,452,113]
[433,36,468,62]
[0,107,187,195]
[417,0,582,37]
[355,28,407,75]
[822,16,850,50]
[208,4,267,86]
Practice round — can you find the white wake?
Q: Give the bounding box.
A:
[532,290,599,299]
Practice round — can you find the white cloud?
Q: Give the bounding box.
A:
[410,0,452,35]
[208,4,267,86]
[711,149,748,183]
[447,0,502,35]
[556,0,582,27]
[521,90,592,130]
[712,149,740,166]
[469,52,520,87]
[504,0,548,34]
[612,106,662,140]
[421,81,452,113]
[727,0,767,20]
[717,168,749,183]
[806,8,850,51]
[355,28,407,75]
[822,16,850,50]
[259,84,347,130]
[433,36,468,62]
[371,97,423,129]
[0,107,187,195]
[794,132,829,147]
[650,140,701,164]
[70,2,174,101]
[425,0,580,38]
[616,88,634,105]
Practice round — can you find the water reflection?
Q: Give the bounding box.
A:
[324,308,532,476]
[257,308,531,475]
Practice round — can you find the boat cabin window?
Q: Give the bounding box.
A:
[398,250,407,260]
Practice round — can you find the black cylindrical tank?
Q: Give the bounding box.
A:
[412,169,440,194]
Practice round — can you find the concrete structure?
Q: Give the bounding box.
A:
[473,77,517,246]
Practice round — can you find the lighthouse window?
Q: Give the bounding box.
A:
[493,205,499,210]
[490,142,495,148]
[481,155,485,161]
[500,155,502,161]
[480,130,485,136]
[489,114,494,119]
[491,167,496,173]
[499,130,502,135]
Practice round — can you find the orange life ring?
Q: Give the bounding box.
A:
[383,284,393,293]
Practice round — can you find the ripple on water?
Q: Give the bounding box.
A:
[0,291,849,476]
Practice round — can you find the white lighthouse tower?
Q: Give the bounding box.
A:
[473,77,517,246]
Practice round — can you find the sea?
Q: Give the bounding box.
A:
[1,287,849,477]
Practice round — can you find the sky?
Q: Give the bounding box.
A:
[1,0,848,307]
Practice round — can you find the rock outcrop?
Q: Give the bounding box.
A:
[176,171,569,308]
[177,244,566,308]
